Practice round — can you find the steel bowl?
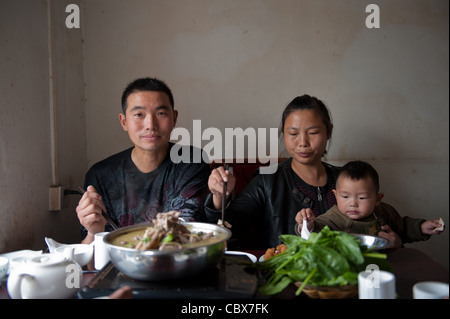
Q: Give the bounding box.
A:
[103,222,231,281]
[351,234,391,250]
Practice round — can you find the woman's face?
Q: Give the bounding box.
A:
[283,109,330,166]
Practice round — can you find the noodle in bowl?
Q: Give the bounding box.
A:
[103,222,231,281]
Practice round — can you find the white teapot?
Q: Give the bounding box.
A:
[7,249,82,299]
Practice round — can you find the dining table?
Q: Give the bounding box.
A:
[250,247,449,299]
[0,247,448,299]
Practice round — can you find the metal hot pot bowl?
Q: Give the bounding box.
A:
[103,222,232,281]
[351,233,392,250]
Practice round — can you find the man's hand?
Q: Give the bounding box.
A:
[76,185,107,244]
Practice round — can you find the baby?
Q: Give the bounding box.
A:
[295,161,444,246]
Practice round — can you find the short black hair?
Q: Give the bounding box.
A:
[121,77,174,113]
[337,160,380,193]
[280,94,333,136]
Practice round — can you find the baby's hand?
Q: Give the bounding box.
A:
[421,218,445,235]
[295,208,315,230]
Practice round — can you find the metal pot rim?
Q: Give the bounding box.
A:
[103,221,232,255]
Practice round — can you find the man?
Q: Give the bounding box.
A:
[76,78,210,244]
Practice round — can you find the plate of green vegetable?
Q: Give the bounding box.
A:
[256,226,392,297]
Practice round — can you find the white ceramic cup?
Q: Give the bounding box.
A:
[94,232,110,270]
[413,281,449,299]
[358,269,396,299]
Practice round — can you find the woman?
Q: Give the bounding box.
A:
[205,95,402,249]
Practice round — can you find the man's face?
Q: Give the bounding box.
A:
[119,91,178,154]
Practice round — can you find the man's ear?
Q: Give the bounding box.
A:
[173,109,178,126]
[118,113,128,131]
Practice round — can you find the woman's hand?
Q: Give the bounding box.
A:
[378,225,403,248]
[295,208,315,232]
[76,185,107,244]
[208,166,236,210]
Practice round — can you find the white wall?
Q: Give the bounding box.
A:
[0,0,86,252]
[82,0,449,267]
[1,0,448,268]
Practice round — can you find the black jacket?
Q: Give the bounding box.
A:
[205,158,340,249]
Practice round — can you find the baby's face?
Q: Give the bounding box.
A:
[332,176,382,220]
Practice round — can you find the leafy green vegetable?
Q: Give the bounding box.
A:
[256,226,392,296]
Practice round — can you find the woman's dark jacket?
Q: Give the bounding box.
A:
[204,158,340,249]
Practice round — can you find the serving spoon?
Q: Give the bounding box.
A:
[301,201,313,239]
[301,219,311,240]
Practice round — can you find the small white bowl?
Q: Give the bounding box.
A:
[0,256,9,280]
[55,244,93,267]
[413,281,449,299]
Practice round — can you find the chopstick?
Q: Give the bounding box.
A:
[222,163,229,224]
[78,187,119,230]
[217,163,233,228]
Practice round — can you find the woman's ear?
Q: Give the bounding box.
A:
[327,123,334,139]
